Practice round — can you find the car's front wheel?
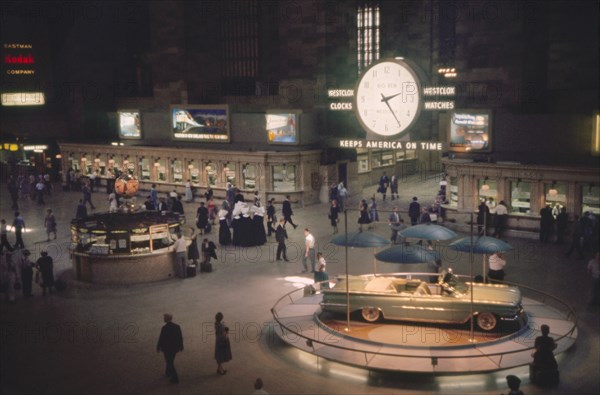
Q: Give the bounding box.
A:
[476,312,498,331]
[361,307,381,322]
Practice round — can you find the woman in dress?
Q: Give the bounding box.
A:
[214,312,232,375]
[218,208,232,245]
[357,199,370,231]
[196,202,209,235]
[329,200,339,234]
[44,209,57,242]
[207,198,216,225]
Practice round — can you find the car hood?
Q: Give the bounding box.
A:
[467,284,521,305]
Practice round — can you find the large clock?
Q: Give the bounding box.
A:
[354,58,422,138]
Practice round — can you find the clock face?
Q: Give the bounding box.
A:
[354,59,422,137]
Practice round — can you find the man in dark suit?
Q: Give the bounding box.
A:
[408,197,421,226]
[157,313,184,383]
[282,195,298,229]
[275,219,289,261]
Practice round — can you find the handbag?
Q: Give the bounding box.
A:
[430,213,438,222]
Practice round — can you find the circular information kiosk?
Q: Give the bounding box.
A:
[71,211,183,285]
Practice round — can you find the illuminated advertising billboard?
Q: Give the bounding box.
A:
[118,111,141,139]
[448,110,492,152]
[266,112,300,145]
[171,105,230,142]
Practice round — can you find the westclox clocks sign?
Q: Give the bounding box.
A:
[328,57,455,140]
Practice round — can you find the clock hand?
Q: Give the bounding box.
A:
[380,92,402,103]
[381,93,402,127]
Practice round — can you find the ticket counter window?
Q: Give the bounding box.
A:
[125,161,135,177]
[154,159,167,182]
[224,163,236,186]
[243,164,257,189]
[189,162,200,184]
[478,179,497,205]
[544,183,566,207]
[81,157,91,175]
[405,150,417,160]
[582,185,600,215]
[139,158,151,181]
[510,181,531,214]
[206,162,217,187]
[69,156,79,172]
[273,164,296,192]
[172,160,183,183]
[449,177,458,207]
[357,154,369,174]
[96,156,107,176]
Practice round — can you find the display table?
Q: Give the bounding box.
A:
[70,211,184,285]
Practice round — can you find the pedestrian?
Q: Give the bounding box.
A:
[201,238,217,270]
[76,199,88,219]
[36,251,54,295]
[390,174,398,200]
[388,207,402,244]
[504,375,524,395]
[205,186,214,202]
[275,219,288,262]
[378,172,389,201]
[314,253,329,289]
[88,171,96,193]
[369,196,379,224]
[531,324,558,385]
[44,209,57,242]
[266,198,277,236]
[0,219,13,253]
[357,199,371,231]
[150,184,158,209]
[218,208,232,245]
[35,177,46,205]
[539,204,554,243]
[82,181,95,210]
[565,214,585,259]
[3,251,19,304]
[196,201,209,234]
[587,251,600,306]
[187,227,200,269]
[492,200,508,239]
[329,199,339,234]
[207,197,216,224]
[156,313,183,384]
[12,212,26,249]
[184,180,193,202]
[19,249,34,298]
[477,199,490,235]
[253,190,261,206]
[555,207,568,244]
[172,195,184,215]
[157,197,168,212]
[252,378,269,395]
[487,252,506,283]
[337,181,348,212]
[282,195,298,229]
[408,197,421,226]
[303,228,316,273]
[420,207,431,224]
[172,233,187,278]
[214,312,232,375]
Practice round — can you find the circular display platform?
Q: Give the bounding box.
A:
[271,278,577,374]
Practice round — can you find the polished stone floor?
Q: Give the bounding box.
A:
[0,173,598,395]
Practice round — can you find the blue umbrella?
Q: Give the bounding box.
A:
[399,224,458,241]
[330,231,390,248]
[447,236,513,254]
[375,244,440,264]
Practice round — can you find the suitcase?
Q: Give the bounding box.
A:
[186,265,197,278]
[204,223,212,234]
[200,262,213,273]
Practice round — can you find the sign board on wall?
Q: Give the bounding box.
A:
[171,105,230,142]
[118,111,142,139]
[266,111,301,145]
[447,110,492,152]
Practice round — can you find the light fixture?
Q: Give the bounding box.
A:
[154,161,160,167]
[55,154,62,159]
[188,164,194,169]
[481,177,490,192]
[111,142,119,146]
[81,157,87,162]
[548,181,558,197]
[94,157,100,163]
[108,159,115,165]
[123,159,129,166]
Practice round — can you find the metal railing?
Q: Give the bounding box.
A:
[270,272,577,372]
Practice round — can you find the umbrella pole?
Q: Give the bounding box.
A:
[469,212,476,342]
[345,209,350,332]
[483,209,487,282]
